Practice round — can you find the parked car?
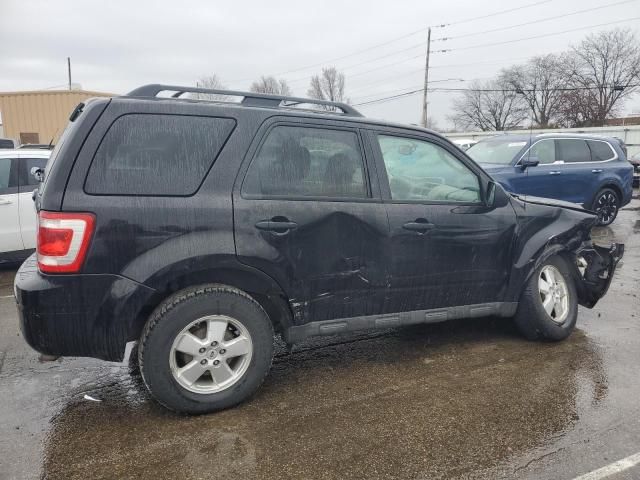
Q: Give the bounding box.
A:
[629,151,640,188]
[0,149,50,263]
[466,134,634,225]
[15,85,623,414]
[451,138,478,151]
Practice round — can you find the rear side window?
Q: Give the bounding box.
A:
[556,139,590,163]
[85,114,235,196]
[242,125,367,198]
[587,140,616,161]
[0,158,18,194]
[20,157,48,188]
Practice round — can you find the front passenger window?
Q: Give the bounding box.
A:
[377,135,481,203]
[528,140,556,164]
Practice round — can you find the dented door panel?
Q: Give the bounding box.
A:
[233,199,389,324]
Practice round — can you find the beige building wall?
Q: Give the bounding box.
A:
[0,90,113,144]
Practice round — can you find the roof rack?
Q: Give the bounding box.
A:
[126,84,362,117]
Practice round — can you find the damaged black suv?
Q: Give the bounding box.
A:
[15,84,623,414]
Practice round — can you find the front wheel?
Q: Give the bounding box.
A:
[514,256,578,341]
[591,188,619,226]
[139,285,274,414]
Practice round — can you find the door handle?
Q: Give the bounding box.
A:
[591,169,603,173]
[255,218,298,234]
[549,171,561,175]
[402,220,435,233]
[0,198,12,205]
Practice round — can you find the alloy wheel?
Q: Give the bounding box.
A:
[169,315,253,394]
[538,265,570,324]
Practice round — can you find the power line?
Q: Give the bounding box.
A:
[438,0,555,27]
[432,0,638,42]
[354,84,640,107]
[433,16,640,53]
[231,0,558,84]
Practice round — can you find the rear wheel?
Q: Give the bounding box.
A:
[139,285,274,414]
[514,256,578,341]
[591,188,619,226]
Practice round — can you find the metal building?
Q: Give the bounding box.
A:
[0,89,113,145]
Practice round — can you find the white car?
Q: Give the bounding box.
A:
[0,149,50,263]
[452,138,478,151]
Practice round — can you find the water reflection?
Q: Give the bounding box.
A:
[43,319,606,480]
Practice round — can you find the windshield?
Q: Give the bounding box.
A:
[467,139,528,165]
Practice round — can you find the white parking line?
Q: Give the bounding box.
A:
[573,452,640,480]
[0,295,14,299]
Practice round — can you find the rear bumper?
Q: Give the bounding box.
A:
[15,254,155,361]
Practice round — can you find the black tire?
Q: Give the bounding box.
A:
[591,188,620,226]
[138,284,274,414]
[514,255,578,341]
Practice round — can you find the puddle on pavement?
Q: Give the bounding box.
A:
[42,319,607,480]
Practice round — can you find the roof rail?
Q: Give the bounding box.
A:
[126,84,362,117]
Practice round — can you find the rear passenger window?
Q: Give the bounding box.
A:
[242,125,367,198]
[85,114,235,196]
[556,139,590,163]
[588,140,615,161]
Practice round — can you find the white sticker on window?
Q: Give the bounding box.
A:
[508,142,527,147]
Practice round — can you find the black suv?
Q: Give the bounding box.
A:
[15,85,623,414]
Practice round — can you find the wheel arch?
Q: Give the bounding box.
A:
[127,263,293,343]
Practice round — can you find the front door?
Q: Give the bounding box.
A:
[0,157,23,254]
[233,122,389,324]
[509,138,565,200]
[368,131,517,312]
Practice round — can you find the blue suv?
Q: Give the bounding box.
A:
[467,134,633,225]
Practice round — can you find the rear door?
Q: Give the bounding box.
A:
[233,119,389,324]
[368,129,517,312]
[18,155,48,249]
[0,156,23,253]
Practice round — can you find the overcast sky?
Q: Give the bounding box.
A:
[1,0,639,128]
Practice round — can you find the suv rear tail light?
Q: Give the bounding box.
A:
[37,211,95,273]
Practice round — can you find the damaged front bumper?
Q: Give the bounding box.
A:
[573,242,624,308]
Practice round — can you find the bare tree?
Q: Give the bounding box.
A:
[191,74,227,101]
[307,67,348,106]
[561,28,640,126]
[502,54,566,128]
[250,76,292,96]
[450,77,527,131]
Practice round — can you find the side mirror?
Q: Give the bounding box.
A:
[30,167,44,183]
[520,157,539,170]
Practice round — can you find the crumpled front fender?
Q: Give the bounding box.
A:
[569,242,624,308]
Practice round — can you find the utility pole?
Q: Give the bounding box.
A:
[421,27,431,128]
[67,57,72,90]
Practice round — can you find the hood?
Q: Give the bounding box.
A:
[511,193,593,214]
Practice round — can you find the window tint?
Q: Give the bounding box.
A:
[242,126,367,198]
[85,114,235,196]
[0,158,11,191]
[528,140,556,164]
[557,139,590,163]
[20,157,48,187]
[377,135,481,203]
[588,140,615,161]
[0,158,18,194]
[0,139,14,149]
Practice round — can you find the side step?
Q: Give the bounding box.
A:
[284,302,518,343]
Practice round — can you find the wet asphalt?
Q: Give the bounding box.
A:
[0,197,639,480]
